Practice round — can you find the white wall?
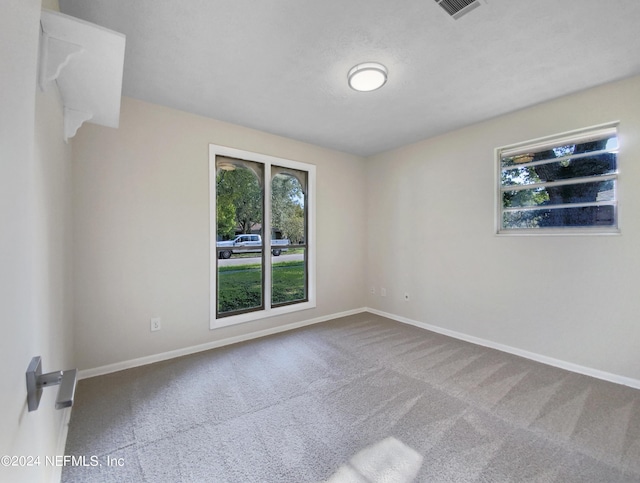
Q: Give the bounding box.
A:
[366,75,640,382]
[72,97,367,371]
[0,1,74,481]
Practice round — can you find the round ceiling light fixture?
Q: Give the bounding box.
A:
[348,62,388,92]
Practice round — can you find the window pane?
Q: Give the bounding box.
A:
[216,157,264,316]
[502,186,549,209]
[502,153,617,187]
[503,205,615,229]
[271,167,307,306]
[503,179,615,209]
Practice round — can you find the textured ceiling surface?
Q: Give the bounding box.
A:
[58,0,640,157]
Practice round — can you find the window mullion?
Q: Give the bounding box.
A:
[263,163,272,311]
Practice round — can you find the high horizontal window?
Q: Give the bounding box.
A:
[497,123,619,234]
[209,145,316,328]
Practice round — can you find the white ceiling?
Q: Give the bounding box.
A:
[58,0,640,157]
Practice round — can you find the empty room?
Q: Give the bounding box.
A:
[3,0,640,481]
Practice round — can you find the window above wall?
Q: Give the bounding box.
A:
[496,123,619,235]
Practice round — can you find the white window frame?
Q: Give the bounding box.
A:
[209,144,316,329]
[495,122,620,236]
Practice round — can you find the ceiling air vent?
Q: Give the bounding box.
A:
[434,0,481,19]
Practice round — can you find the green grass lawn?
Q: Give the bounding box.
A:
[218,261,305,314]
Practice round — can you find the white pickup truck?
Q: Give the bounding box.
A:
[217,234,289,259]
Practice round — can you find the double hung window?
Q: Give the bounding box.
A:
[497,123,619,234]
[210,145,315,328]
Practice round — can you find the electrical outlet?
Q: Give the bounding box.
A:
[370,286,376,295]
[380,288,387,297]
[404,292,410,301]
[151,317,161,332]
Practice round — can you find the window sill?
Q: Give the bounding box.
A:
[210,300,316,330]
[496,227,620,236]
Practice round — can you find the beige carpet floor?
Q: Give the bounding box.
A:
[63,313,640,482]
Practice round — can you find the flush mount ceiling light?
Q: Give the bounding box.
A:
[348,62,388,92]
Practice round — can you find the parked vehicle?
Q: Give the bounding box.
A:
[217,234,289,259]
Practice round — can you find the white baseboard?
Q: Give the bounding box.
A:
[366,307,640,390]
[78,307,367,380]
[79,305,640,391]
